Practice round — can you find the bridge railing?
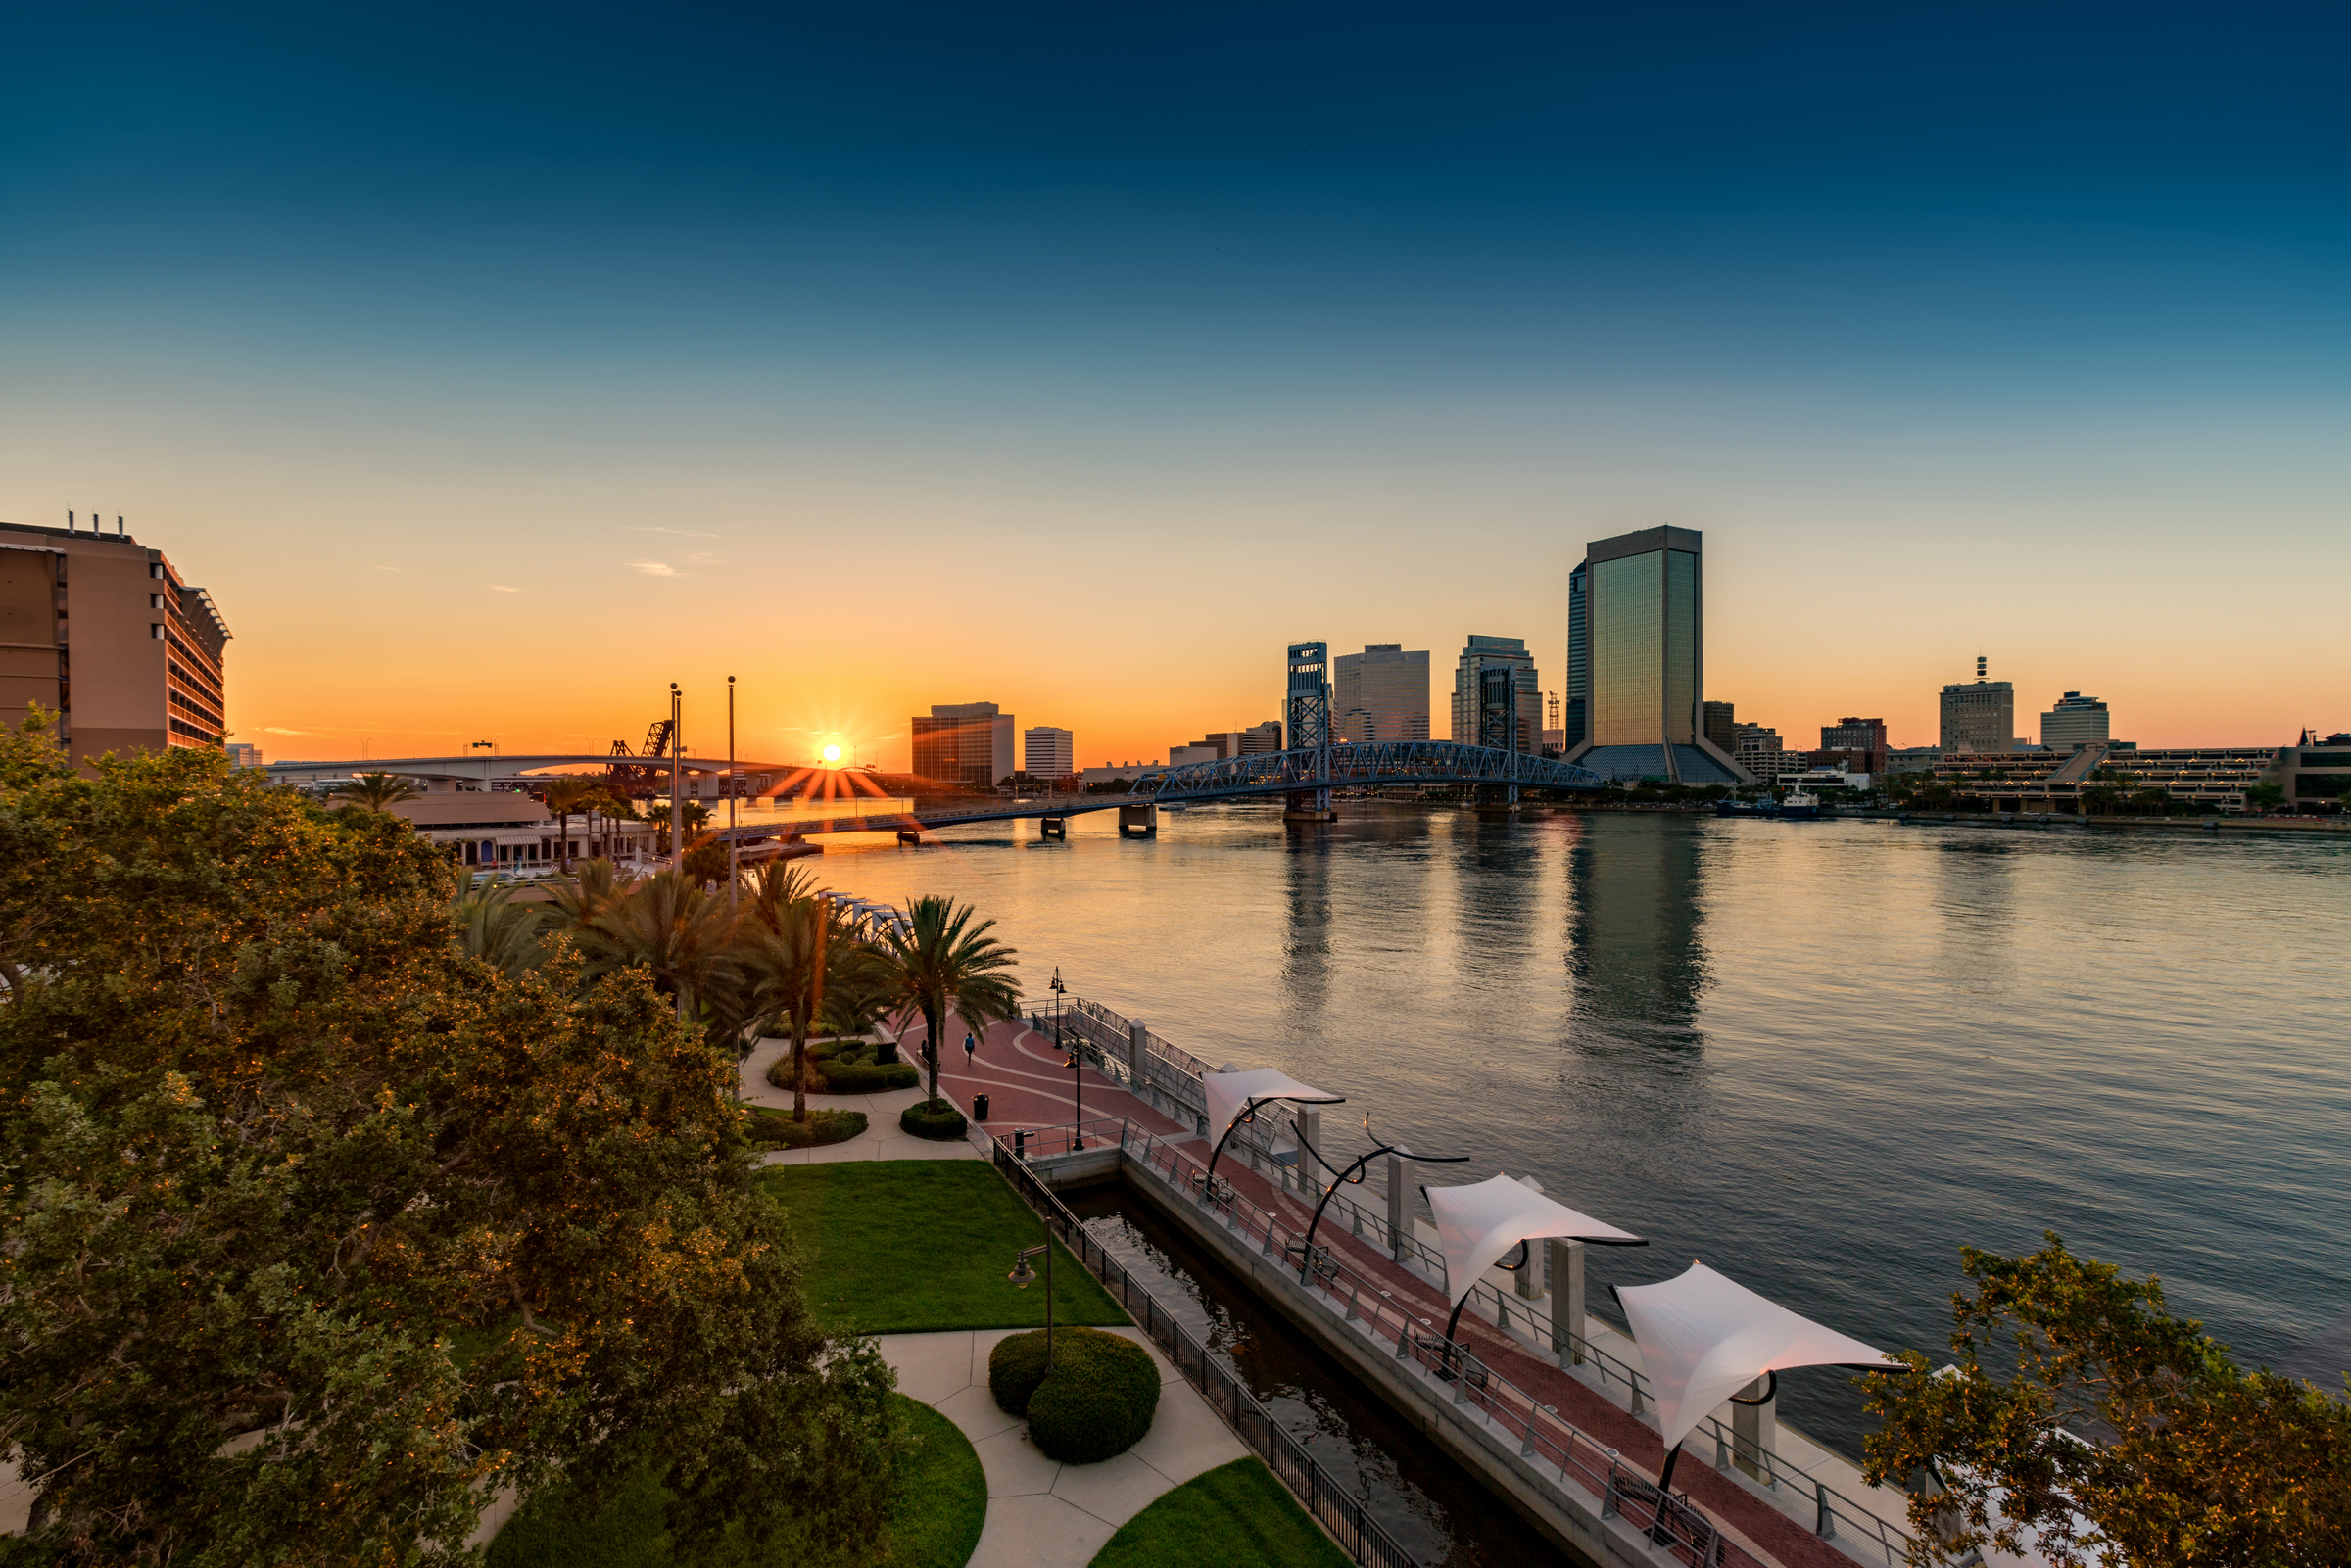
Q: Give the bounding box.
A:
[1032,1000,1923,1567]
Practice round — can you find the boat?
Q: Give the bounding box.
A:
[1778,787,1821,821]
[1714,799,1774,818]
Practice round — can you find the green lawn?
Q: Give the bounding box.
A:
[1089,1459,1354,1568]
[756,1162,1128,1334]
[484,1394,984,1568]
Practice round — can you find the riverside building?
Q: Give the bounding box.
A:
[911,701,1015,787]
[0,514,230,773]
[1939,658,2015,754]
[1334,644,1431,743]
[1561,526,1747,784]
[1448,636,1541,755]
[2040,692,2111,752]
[1023,725,1075,781]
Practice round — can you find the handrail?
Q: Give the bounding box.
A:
[1014,1003,1925,1568]
[974,1119,1425,1568]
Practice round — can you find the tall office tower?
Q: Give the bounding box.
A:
[1563,562,1590,749]
[1561,526,1747,784]
[1449,636,1540,754]
[1703,700,1739,753]
[911,701,1016,786]
[1333,644,1431,743]
[0,516,230,772]
[2039,692,2110,752]
[1023,725,1075,779]
[1939,658,2016,754]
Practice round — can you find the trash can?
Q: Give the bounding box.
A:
[973,1092,990,1122]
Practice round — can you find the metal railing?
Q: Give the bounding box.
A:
[978,1124,1424,1568]
[1013,1006,1924,1568]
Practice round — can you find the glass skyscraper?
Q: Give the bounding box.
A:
[1563,527,1747,784]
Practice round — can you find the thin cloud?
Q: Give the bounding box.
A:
[629,560,684,577]
[262,726,312,736]
[369,564,401,572]
[487,584,520,593]
[686,552,724,566]
[629,525,719,539]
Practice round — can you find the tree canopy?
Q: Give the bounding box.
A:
[1861,1233,2351,1568]
[0,718,896,1566]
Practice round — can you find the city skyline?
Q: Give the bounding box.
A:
[5,6,2344,767]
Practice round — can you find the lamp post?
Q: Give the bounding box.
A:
[1049,968,1080,1149]
[668,682,682,869]
[1008,1239,1055,1371]
[727,674,738,908]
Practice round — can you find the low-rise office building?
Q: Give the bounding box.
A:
[2040,691,2111,751]
[1024,725,1076,780]
[2273,731,2351,811]
[386,791,656,871]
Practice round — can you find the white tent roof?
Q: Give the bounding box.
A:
[1201,1068,1344,1145]
[1424,1173,1644,1308]
[1616,1262,1904,1451]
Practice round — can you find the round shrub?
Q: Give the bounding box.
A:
[991,1327,1159,1463]
[825,1060,922,1093]
[899,1098,969,1140]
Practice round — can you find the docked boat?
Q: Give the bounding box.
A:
[1714,799,1774,818]
[1778,787,1821,821]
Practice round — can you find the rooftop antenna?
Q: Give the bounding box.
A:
[117,516,124,537]
[1977,655,1987,682]
[67,509,74,533]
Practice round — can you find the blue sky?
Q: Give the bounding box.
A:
[4,3,2344,759]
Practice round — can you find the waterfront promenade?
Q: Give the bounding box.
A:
[869,1011,1910,1568]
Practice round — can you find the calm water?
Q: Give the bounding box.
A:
[809,804,2351,1452]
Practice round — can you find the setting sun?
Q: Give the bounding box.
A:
[821,743,842,764]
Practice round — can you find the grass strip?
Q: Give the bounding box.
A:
[755,1161,1128,1333]
[1088,1458,1355,1568]
[484,1394,984,1567]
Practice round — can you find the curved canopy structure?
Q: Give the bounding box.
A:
[1617,1262,1905,1451]
[1201,1069,1346,1146]
[1424,1173,1645,1307]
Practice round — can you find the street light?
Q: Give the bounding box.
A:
[1008,1240,1055,1370]
[1049,968,1080,1150]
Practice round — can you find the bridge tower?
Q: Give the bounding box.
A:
[1284,641,1336,822]
[1477,665,1522,807]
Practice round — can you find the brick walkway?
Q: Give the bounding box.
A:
[900,1012,1861,1568]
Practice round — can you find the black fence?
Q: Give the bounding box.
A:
[987,1135,1424,1568]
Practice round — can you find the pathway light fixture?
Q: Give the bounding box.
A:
[1008,1240,1055,1370]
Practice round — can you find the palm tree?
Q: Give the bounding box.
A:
[730,892,860,1121]
[869,896,1020,1115]
[330,771,420,811]
[567,867,738,1020]
[453,875,547,977]
[541,776,601,865]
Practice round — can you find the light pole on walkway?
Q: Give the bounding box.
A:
[1049,968,1080,1149]
[1008,1238,1056,1371]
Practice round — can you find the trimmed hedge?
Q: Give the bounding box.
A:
[899,1099,969,1140]
[764,1040,920,1095]
[744,1106,866,1150]
[989,1326,1160,1463]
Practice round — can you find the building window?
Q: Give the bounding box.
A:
[151,624,165,639]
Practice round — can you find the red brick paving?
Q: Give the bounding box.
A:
[894,1013,1857,1568]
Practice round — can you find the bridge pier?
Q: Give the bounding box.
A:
[1118,804,1158,837]
[1282,788,1336,823]
[1038,815,1068,840]
[896,830,924,846]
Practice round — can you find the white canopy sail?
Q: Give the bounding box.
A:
[1201,1068,1345,1146]
[1616,1261,1904,1451]
[1424,1172,1644,1307]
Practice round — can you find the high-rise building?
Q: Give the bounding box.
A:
[1939,658,2016,754]
[1703,700,1739,754]
[2039,692,2110,752]
[225,742,264,768]
[1333,644,1431,743]
[1562,526,1747,784]
[911,701,1015,786]
[0,516,230,772]
[1820,717,1888,752]
[1449,636,1540,754]
[1172,721,1284,763]
[1023,725,1074,779]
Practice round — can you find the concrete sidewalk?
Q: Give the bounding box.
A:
[742,1034,981,1164]
[881,1327,1246,1568]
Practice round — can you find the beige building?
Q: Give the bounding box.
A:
[0,518,229,771]
[386,789,655,873]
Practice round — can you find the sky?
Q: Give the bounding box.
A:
[4,2,2345,766]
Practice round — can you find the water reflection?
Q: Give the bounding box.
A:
[1565,815,1710,1056]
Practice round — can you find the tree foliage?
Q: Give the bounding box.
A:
[1861,1233,2351,1568]
[866,896,1020,1111]
[0,719,896,1566]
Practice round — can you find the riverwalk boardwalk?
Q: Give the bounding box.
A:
[851,1012,1921,1568]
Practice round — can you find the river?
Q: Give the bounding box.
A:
[800,802,2351,1456]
